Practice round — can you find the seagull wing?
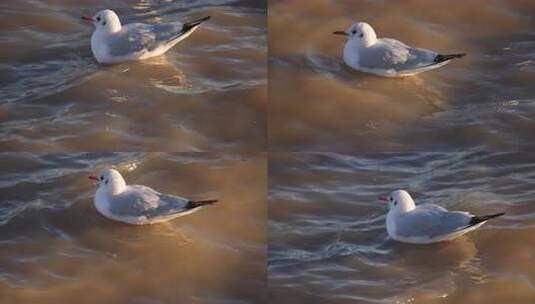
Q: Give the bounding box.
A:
[395,204,472,239]
[108,185,189,218]
[107,23,183,57]
[359,38,437,71]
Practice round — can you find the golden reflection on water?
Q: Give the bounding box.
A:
[0,153,266,303]
[269,0,535,151]
[0,0,266,152]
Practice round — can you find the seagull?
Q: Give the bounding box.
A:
[82,9,210,64]
[380,190,504,244]
[89,168,217,225]
[333,22,466,77]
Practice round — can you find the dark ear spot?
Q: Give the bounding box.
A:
[105,179,108,185]
[103,21,107,26]
[359,33,364,38]
[394,201,397,206]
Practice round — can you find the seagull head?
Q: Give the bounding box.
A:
[82,9,122,33]
[333,22,377,47]
[379,189,416,213]
[89,168,126,195]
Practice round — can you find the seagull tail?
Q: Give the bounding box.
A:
[433,53,466,64]
[185,199,218,210]
[167,16,210,43]
[469,212,505,226]
[182,16,211,33]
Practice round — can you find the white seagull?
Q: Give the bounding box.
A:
[89,168,217,225]
[82,9,210,64]
[380,190,504,244]
[333,22,466,77]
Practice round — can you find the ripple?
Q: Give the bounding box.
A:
[0,1,266,152]
[269,151,535,302]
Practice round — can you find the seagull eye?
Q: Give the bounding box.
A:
[100,176,104,180]
[96,16,101,22]
[352,30,357,34]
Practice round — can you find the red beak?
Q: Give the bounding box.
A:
[88,175,99,181]
[333,30,348,36]
[379,195,389,203]
[81,16,94,22]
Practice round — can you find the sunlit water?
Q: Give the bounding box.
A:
[0,152,266,303]
[269,151,535,304]
[268,0,535,151]
[0,0,266,151]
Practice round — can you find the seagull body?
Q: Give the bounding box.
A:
[333,22,465,77]
[89,168,217,225]
[380,190,504,244]
[82,9,210,64]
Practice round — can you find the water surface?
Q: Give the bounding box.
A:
[269,151,535,303]
[0,0,266,151]
[0,152,266,303]
[268,0,535,151]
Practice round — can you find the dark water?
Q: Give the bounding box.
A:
[269,151,535,304]
[268,0,535,151]
[0,0,266,151]
[0,152,266,303]
[4,0,535,303]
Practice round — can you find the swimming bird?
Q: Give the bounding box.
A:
[380,190,504,244]
[333,22,465,77]
[89,168,217,225]
[82,9,210,64]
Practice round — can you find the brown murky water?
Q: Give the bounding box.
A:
[0,0,266,152]
[268,152,535,304]
[268,0,535,151]
[4,0,535,303]
[0,153,266,303]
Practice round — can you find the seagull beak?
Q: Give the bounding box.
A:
[81,16,94,22]
[88,175,99,181]
[333,30,348,36]
[379,195,389,203]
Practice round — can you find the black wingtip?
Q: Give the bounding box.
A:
[185,199,218,209]
[469,212,505,226]
[198,16,211,23]
[182,16,211,32]
[434,53,467,63]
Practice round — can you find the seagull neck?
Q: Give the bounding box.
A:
[347,37,375,48]
[362,36,376,48]
[108,180,126,195]
[363,40,375,48]
[108,23,121,33]
[96,24,121,35]
[389,202,416,215]
[399,204,415,213]
[397,202,416,213]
